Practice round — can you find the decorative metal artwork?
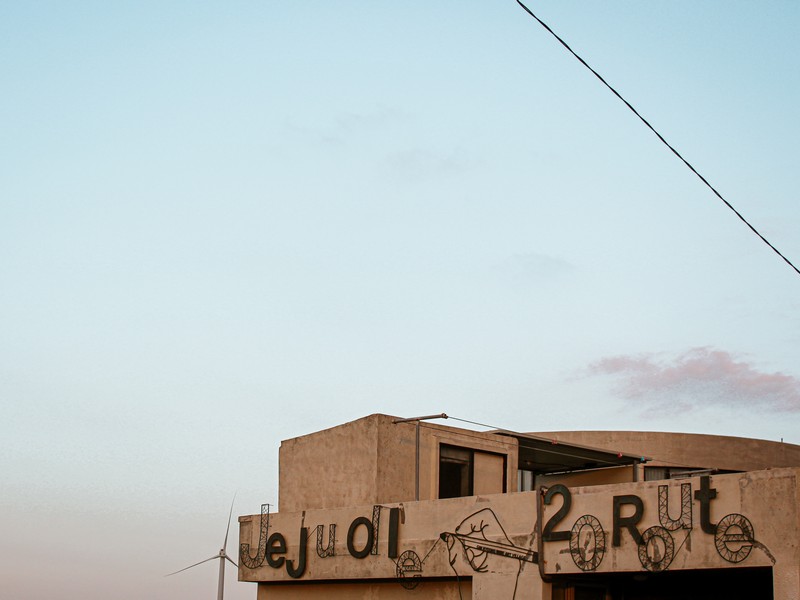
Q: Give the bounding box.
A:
[541,476,772,574]
[395,550,423,590]
[441,508,537,600]
[371,504,381,556]
[569,515,606,571]
[239,474,773,590]
[638,526,675,572]
[239,503,270,569]
[658,483,692,531]
[315,524,336,558]
[714,513,755,563]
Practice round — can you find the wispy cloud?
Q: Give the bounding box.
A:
[282,105,408,145]
[494,252,575,289]
[590,347,800,413]
[384,147,478,181]
[333,106,407,134]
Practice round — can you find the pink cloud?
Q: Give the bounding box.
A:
[590,347,800,413]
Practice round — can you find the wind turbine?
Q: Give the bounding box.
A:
[167,496,239,600]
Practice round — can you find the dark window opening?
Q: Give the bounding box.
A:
[439,445,473,499]
[644,467,736,481]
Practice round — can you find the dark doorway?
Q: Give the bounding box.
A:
[552,566,773,600]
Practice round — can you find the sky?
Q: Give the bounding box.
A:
[1,1,798,598]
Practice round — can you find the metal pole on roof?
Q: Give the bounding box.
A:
[415,422,420,500]
[392,414,448,501]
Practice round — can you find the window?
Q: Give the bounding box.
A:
[644,467,720,481]
[439,445,473,499]
[518,469,535,492]
[439,444,507,499]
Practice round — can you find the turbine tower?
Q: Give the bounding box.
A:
[167,496,239,600]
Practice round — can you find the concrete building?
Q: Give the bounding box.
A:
[238,414,800,599]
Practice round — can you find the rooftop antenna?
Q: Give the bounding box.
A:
[166,495,239,600]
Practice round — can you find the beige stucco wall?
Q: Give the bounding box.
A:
[279,414,518,512]
[537,465,635,489]
[279,416,386,512]
[240,491,544,599]
[540,467,799,594]
[241,468,800,599]
[257,580,469,600]
[772,471,800,599]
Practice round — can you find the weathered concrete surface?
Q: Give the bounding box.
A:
[256,580,469,600]
[241,468,800,599]
[240,492,540,598]
[246,418,800,598]
[541,468,800,588]
[772,472,800,599]
[536,465,635,489]
[279,414,517,512]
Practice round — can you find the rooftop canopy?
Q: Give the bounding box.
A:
[496,430,649,474]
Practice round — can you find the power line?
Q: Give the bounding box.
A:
[515,0,800,277]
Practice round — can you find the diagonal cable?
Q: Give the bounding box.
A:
[516,0,800,277]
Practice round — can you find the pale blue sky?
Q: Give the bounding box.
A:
[2,2,798,599]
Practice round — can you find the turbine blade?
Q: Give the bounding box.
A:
[165,555,219,577]
[225,555,239,568]
[223,492,238,551]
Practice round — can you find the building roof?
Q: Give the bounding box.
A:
[531,430,800,472]
[494,430,648,474]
